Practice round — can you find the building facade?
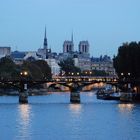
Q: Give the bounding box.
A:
[91,55,116,76]
[0,47,11,58]
[46,58,60,76]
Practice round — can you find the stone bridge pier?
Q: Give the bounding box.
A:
[70,92,80,103]
[70,83,81,104]
[19,81,28,104]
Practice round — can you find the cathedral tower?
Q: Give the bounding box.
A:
[63,33,74,53]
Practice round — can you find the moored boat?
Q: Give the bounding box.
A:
[97,89,120,100]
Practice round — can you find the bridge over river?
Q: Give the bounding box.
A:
[0,75,136,104]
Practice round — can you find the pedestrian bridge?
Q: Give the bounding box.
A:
[0,76,118,104]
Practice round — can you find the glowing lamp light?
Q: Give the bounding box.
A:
[24,71,28,76]
[128,73,131,76]
[121,73,124,76]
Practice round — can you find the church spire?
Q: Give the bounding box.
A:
[71,31,74,44]
[45,26,46,38]
[44,26,48,49]
[71,31,74,52]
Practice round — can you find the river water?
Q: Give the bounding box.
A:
[0,92,140,140]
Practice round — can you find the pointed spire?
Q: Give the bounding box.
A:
[71,31,74,52]
[71,31,74,43]
[44,26,48,49]
[45,26,47,39]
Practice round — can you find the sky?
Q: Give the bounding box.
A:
[0,0,140,57]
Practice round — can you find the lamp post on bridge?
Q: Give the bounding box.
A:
[19,71,29,104]
[120,72,131,92]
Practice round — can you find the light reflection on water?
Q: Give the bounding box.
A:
[69,104,82,115]
[118,103,135,113]
[16,104,32,140]
[19,104,31,125]
[69,104,82,114]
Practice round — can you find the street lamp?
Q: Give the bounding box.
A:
[89,71,92,77]
[20,71,28,77]
[19,71,28,104]
[20,71,28,89]
[127,73,131,90]
[121,73,124,76]
[128,73,131,76]
[120,72,131,91]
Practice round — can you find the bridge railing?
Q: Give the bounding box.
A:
[52,76,118,83]
[0,76,119,84]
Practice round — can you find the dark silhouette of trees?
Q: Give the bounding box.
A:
[21,61,43,80]
[0,57,52,80]
[58,58,81,75]
[113,42,140,79]
[0,57,19,79]
[92,70,109,76]
[21,60,52,80]
[32,60,52,79]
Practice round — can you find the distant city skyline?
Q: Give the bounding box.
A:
[0,0,140,57]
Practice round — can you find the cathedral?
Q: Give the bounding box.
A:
[61,33,91,70]
[37,28,91,71]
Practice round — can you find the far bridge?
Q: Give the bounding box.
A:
[0,76,119,104]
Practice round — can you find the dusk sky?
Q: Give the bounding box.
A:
[0,0,140,57]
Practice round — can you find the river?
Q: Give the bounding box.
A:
[0,92,140,140]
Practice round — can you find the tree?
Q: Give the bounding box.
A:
[58,58,81,75]
[92,70,109,76]
[21,61,43,80]
[21,60,52,80]
[113,42,140,79]
[33,60,52,79]
[0,57,52,81]
[0,57,19,79]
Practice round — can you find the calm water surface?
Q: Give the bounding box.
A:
[0,92,140,140]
